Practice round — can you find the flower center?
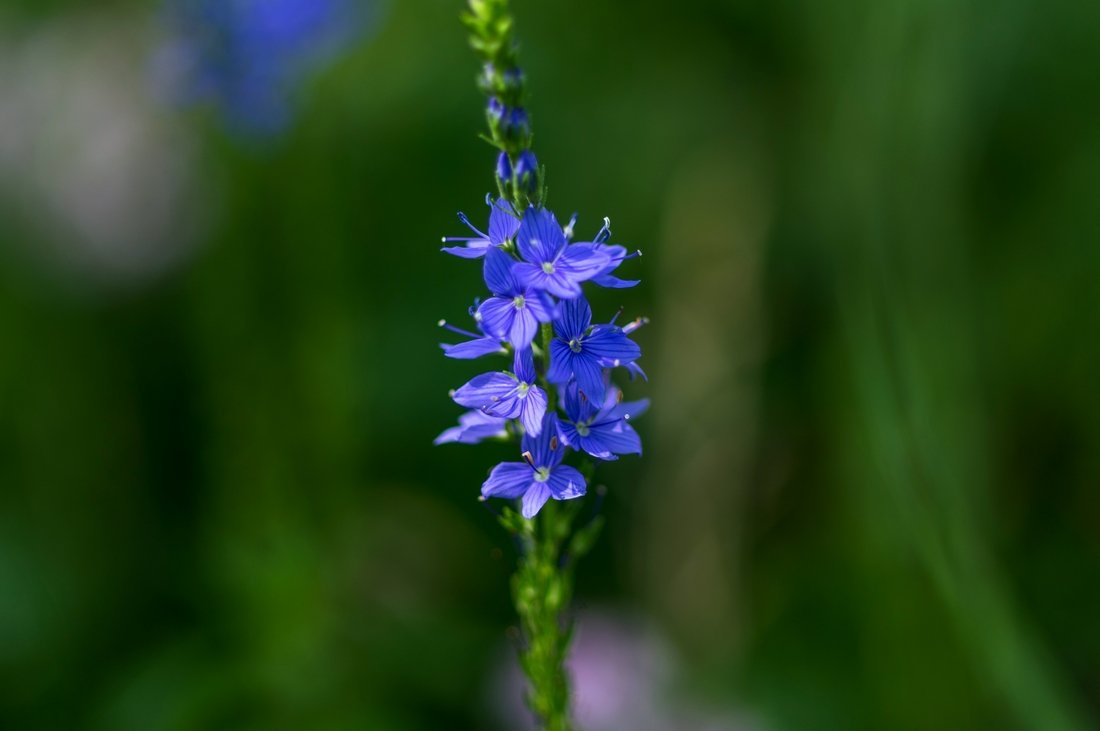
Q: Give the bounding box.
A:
[575,422,590,437]
[534,466,551,483]
[517,382,530,397]
[513,295,526,309]
[541,261,555,274]
[568,338,583,353]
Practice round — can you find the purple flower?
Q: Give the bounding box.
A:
[547,296,641,403]
[441,196,519,259]
[481,414,586,518]
[513,208,611,298]
[435,410,508,445]
[476,248,554,349]
[560,383,648,461]
[452,348,548,436]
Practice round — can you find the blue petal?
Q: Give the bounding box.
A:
[513,264,583,299]
[591,420,642,456]
[599,396,650,423]
[440,336,506,359]
[560,381,598,422]
[556,244,611,281]
[483,246,518,295]
[573,431,617,461]
[453,372,517,408]
[522,412,562,467]
[488,198,519,244]
[553,296,592,341]
[509,305,540,349]
[513,348,537,384]
[524,290,554,323]
[521,482,552,518]
[482,462,534,499]
[519,385,548,437]
[516,207,565,264]
[547,464,586,500]
[622,361,648,382]
[547,340,575,384]
[434,410,508,445]
[592,273,641,288]
[477,296,517,342]
[558,420,579,449]
[583,327,641,362]
[572,353,607,403]
[483,388,523,420]
[441,241,490,258]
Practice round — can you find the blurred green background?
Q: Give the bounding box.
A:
[1,0,1099,729]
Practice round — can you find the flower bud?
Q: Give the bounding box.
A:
[514,150,538,194]
[505,107,529,137]
[496,152,513,182]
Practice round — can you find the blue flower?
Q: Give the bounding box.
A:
[513,208,610,298]
[559,383,649,460]
[438,315,507,360]
[441,197,519,259]
[435,410,508,445]
[547,296,641,403]
[452,348,548,436]
[157,0,374,137]
[476,248,555,349]
[481,414,586,518]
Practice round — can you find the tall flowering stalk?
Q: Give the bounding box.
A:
[435,1,647,728]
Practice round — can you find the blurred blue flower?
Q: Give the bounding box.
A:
[155,0,377,136]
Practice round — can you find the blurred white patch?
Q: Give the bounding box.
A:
[0,13,202,290]
[489,609,761,731]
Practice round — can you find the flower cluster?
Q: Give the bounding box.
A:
[436,202,647,518]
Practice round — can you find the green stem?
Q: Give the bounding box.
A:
[512,502,576,731]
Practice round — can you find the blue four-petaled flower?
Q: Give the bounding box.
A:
[559,382,649,461]
[452,348,548,436]
[547,296,641,403]
[481,414,586,518]
[512,208,610,299]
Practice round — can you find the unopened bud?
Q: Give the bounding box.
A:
[496,151,512,182]
[514,150,538,194]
